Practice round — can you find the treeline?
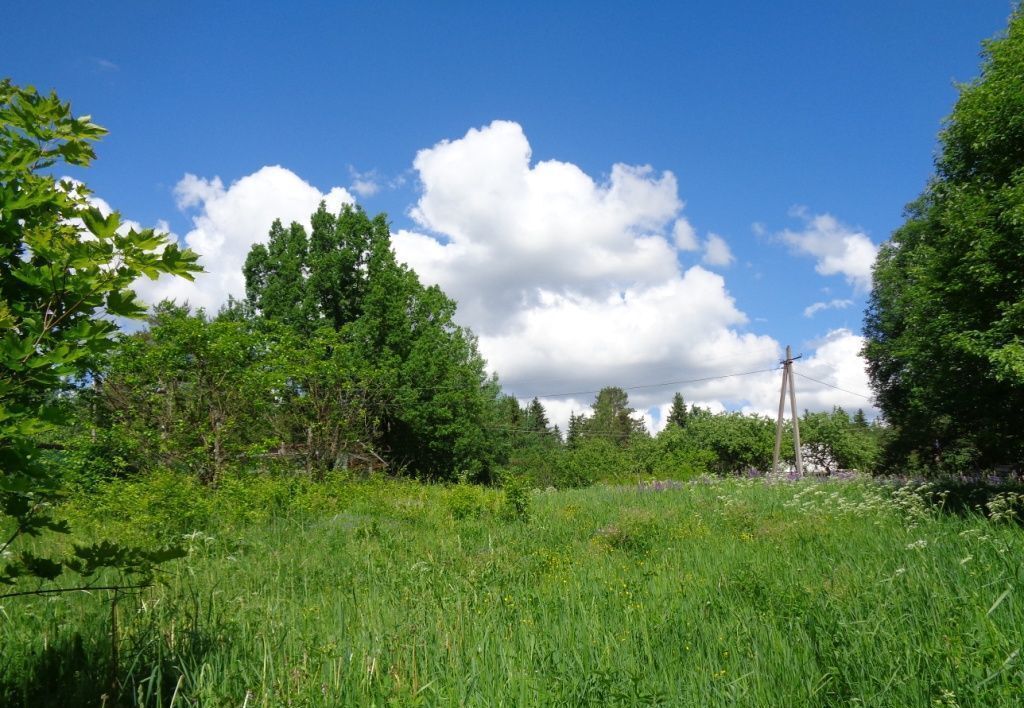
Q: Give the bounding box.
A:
[69,204,502,484]
[495,391,882,488]
[60,214,885,488]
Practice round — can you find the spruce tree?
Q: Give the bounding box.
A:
[525,397,551,434]
[666,392,688,428]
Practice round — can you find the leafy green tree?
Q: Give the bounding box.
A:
[864,7,1024,471]
[578,387,646,446]
[243,219,314,330]
[308,202,389,330]
[95,305,387,481]
[654,408,777,476]
[559,436,629,486]
[666,392,688,428]
[651,424,717,478]
[689,412,776,474]
[242,200,498,479]
[0,80,200,589]
[97,305,267,482]
[799,407,879,473]
[352,237,499,479]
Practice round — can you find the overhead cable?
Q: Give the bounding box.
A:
[793,371,873,400]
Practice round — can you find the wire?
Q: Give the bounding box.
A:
[505,349,781,393]
[793,371,873,400]
[528,366,782,399]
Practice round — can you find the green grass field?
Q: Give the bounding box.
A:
[2,474,1023,706]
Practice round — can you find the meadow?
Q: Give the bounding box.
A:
[2,472,1023,706]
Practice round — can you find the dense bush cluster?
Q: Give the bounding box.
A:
[494,390,883,489]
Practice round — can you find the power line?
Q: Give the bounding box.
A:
[793,371,873,400]
[528,366,782,400]
[504,349,781,394]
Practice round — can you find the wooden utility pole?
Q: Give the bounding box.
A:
[772,345,804,476]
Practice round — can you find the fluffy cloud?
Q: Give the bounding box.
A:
[779,208,878,292]
[790,329,874,412]
[804,298,854,318]
[135,166,354,312]
[673,218,700,251]
[394,121,685,331]
[390,121,871,430]
[702,233,734,267]
[134,121,876,431]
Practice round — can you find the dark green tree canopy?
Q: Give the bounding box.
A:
[241,200,499,479]
[243,219,312,329]
[577,387,646,446]
[864,6,1024,471]
[666,392,688,428]
[525,397,552,435]
[245,202,391,333]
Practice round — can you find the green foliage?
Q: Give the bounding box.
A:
[864,7,1024,472]
[0,80,200,590]
[242,219,314,330]
[89,305,386,481]
[239,201,500,480]
[682,409,777,474]
[799,407,881,473]
[666,391,688,428]
[5,474,1024,705]
[445,482,490,520]
[575,387,646,446]
[649,424,719,479]
[500,475,532,521]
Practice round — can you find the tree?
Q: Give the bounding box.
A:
[308,202,390,330]
[0,80,200,589]
[666,392,688,428]
[578,387,646,446]
[864,7,1024,472]
[242,200,500,480]
[243,219,313,330]
[566,412,583,448]
[799,407,879,474]
[351,236,499,479]
[525,397,552,435]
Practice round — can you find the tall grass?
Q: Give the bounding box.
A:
[2,473,1022,705]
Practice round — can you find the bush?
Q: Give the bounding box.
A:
[446,483,490,520]
[500,475,532,522]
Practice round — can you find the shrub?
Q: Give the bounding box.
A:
[500,476,532,522]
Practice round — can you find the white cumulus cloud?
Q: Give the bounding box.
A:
[392,120,819,428]
[135,166,354,312]
[779,208,878,292]
[702,233,734,267]
[791,329,875,412]
[130,121,876,428]
[804,298,854,318]
[673,218,700,251]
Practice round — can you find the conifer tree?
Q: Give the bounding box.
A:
[525,397,551,434]
[666,392,689,428]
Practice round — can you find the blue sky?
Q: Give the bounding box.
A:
[4,1,1016,429]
